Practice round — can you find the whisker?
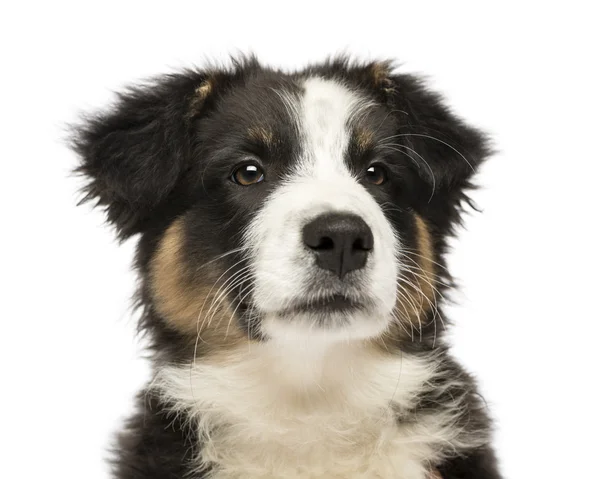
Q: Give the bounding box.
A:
[395,283,424,341]
[203,266,254,327]
[225,283,256,338]
[202,271,255,336]
[401,247,450,273]
[195,257,250,331]
[195,246,251,270]
[380,133,475,172]
[192,261,253,372]
[389,307,413,339]
[400,263,444,299]
[396,273,441,321]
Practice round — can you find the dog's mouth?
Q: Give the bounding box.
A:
[285,294,369,315]
[260,291,387,340]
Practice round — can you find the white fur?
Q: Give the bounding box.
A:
[246,78,399,343]
[155,341,463,479]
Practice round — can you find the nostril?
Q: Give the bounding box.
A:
[316,236,335,250]
[352,237,371,251]
[304,233,335,250]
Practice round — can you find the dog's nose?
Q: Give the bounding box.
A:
[302,213,374,279]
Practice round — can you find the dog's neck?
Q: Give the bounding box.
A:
[154,339,445,478]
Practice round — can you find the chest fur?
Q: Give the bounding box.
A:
[155,343,445,479]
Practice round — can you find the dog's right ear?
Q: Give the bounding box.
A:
[70,69,230,239]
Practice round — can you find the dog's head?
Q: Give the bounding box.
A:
[72,57,488,353]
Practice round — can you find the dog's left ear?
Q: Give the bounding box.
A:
[368,63,491,203]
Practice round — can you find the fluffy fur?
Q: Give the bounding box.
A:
[71,55,502,478]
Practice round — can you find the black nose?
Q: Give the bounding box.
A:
[302,213,374,279]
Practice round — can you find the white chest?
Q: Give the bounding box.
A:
[154,342,445,479]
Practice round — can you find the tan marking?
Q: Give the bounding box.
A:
[397,213,436,322]
[195,80,213,100]
[355,127,375,151]
[413,213,436,302]
[373,214,437,349]
[370,61,394,91]
[150,218,246,348]
[248,126,274,146]
[189,79,214,117]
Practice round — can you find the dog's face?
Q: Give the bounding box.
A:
[73,58,488,351]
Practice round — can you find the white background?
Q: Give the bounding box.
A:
[1,1,598,478]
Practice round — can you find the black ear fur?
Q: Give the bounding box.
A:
[70,71,211,239]
[387,73,491,200]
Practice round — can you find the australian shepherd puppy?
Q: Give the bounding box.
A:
[71,56,502,479]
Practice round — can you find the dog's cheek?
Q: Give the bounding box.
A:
[375,213,438,347]
[396,213,437,324]
[412,213,436,304]
[149,218,246,346]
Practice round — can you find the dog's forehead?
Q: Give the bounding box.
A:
[292,77,371,177]
[209,73,390,162]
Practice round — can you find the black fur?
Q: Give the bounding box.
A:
[71,56,501,478]
[112,393,200,479]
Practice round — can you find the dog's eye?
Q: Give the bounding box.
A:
[364,165,387,185]
[231,163,265,186]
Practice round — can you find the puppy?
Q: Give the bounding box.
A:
[71,56,502,479]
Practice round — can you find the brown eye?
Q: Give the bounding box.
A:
[365,165,387,185]
[231,163,265,186]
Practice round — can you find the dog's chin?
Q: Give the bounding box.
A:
[259,299,391,343]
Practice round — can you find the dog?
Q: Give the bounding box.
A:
[71,56,502,479]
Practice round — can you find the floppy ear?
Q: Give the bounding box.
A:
[371,66,491,209]
[70,71,216,239]
[388,73,490,193]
